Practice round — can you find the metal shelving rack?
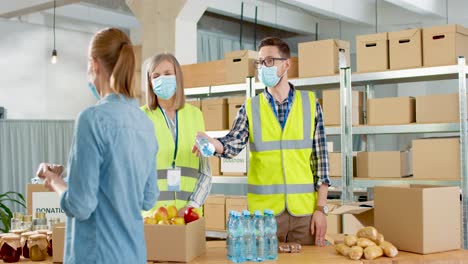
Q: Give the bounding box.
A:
[185,59,468,246]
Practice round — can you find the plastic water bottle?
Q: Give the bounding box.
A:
[195,135,215,157]
[253,210,265,262]
[242,210,255,261]
[226,211,236,261]
[264,209,278,260]
[231,212,245,263]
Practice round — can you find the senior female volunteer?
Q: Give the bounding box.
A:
[141,53,211,216]
[37,28,159,263]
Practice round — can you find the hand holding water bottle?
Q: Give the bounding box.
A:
[192,132,224,157]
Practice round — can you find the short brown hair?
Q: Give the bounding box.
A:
[258,37,291,58]
[145,53,185,111]
[90,28,136,98]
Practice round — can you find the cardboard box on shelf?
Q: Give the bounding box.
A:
[356,151,412,178]
[328,152,357,177]
[221,148,247,176]
[27,184,66,223]
[224,50,258,84]
[413,137,459,179]
[204,195,226,231]
[298,39,350,78]
[145,218,206,262]
[228,97,246,126]
[327,141,334,152]
[210,157,221,176]
[182,60,226,88]
[375,185,460,254]
[288,57,299,79]
[133,45,142,72]
[225,196,248,222]
[330,201,374,235]
[389,28,423,70]
[201,98,228,131]
[423,24,468,67]
[322,90,363,126]
[186,100,201,109]
[367,97,415,125]
[52,223,65,263]
[356,32,389,72]
[416,93,467,123]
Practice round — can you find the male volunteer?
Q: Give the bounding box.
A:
[195,37,330,246]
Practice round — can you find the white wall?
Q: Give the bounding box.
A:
[0,19,97,119]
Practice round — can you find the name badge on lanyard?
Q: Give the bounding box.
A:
[167,167,181,192]
[160,107,181,192]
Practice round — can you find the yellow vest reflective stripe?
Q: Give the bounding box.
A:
[141,104,204,216]
[246,90,317,216]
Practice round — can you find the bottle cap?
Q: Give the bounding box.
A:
[242,210,251,216]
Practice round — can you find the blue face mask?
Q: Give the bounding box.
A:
[152,75,177,100]
[258,66,283,88]
[88,82,100,100]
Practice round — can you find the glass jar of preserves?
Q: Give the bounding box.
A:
[0,233,9,259]
[48,218,61,230]
[0,234,22,263]
[8,230,24,236]
[10,213,23,231]
[35,212,46,220]
[28,234,48,261]
[20,231,37,259]
[46,231,53,257]
[22,215,33,231]
[32,225,49,231]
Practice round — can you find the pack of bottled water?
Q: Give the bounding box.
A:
[226,209,278,263]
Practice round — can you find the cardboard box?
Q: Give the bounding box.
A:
[375,185,460,254]
[221,148,247,176]
[288,57,299,79]
[357,151,412,178]
[298,39,350,78]
[416,93,467,123]
[145,218,206,262]
[204,195,226,231]
[210,157,220,176]
[367,97,415,125]
[224,50,258,84]
[413,137,459,179]
[133,45,142,72]
[423,24,468,67]
[356,32,389,72]
[330,202,374,235]
[389,28,423,69]
[52,223,65,263]
[225,196,248,222]
[201,98,228,131]
[326,201,342,235]
[328,152,357,177]
[186,100,201,109]
[27,184,66,222]
[182,60,226,88]
[322,90,363,126]
[228,97,246,126]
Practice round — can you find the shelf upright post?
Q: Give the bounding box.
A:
[340,64,354,203]
[364,83,376,152]
[458,56,468,249]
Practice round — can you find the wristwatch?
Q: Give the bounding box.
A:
[315,205,329,216]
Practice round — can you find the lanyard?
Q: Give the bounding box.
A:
[267,90,294,129]
[159,107,178,168]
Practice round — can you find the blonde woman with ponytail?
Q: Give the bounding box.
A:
[36,28,159,263]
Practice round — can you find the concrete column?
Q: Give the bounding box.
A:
[126,0,207,64]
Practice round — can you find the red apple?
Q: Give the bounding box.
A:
[167,205,178,220]
[153,207,168,222]
[170,217,186,225]
[184,207,200,224]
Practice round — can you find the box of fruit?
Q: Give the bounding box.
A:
[144,206,206,262]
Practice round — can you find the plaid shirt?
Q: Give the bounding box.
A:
[217,83,331,188]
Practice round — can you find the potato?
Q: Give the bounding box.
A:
[373,233,384,245]
[380,241,398,258]
[357,226,378,241]
[348,246,363,260]
[364,245,383,260]
[344,235,358,247]
[335,244,351,256]
[357,238,376,248]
